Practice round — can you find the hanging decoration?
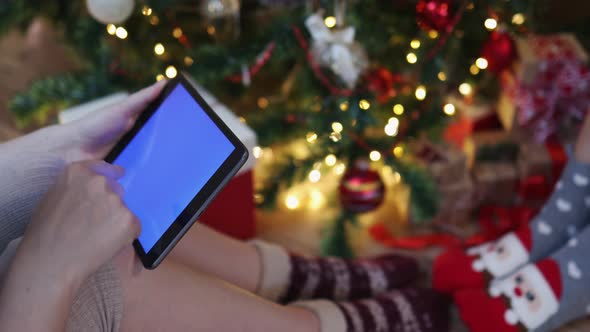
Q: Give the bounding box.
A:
[416,0,456,33]
[86,0,135,24]
[481,30,517,75]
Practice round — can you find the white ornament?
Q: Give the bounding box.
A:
[504,309,519,326]
[86,0,135,24]
[569,238,579,247]
[201,0,240,19]
[537,221,553,235]
[568,261,582,280]
[556,198,572,212]
[573,173,589,187]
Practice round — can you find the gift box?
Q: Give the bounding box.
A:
[443,95,502,147]
[463,131,519,168]
[59,83,258,240]
[472,162,519,206]
[412,139,468,187]
[434,172,476,226]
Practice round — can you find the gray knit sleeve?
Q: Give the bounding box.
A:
[0,127,65,252]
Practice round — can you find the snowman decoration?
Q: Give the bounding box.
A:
[470,228,533,279]
[488,260,562,330]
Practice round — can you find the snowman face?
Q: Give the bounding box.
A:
[480,233,529,277]
[499,265,559,329]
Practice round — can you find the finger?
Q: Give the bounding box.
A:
[87,161,126,179]
[107,178,125,197]
[119,79,168,118]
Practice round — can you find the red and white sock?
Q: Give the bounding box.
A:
[433,158,590,294]
[294,288,450,332]
[251,240,420,303]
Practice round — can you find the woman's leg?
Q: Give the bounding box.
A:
[115,250,319,332]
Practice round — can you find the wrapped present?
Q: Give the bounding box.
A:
[498,34,590,142]
[472,162,519,206]
[434,172,476,226]
[412,139,468,187]
[463,131,518,168]
[444,95,503,147]
[59,84,258,240]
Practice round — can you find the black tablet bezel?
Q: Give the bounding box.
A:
[104,75,248,269]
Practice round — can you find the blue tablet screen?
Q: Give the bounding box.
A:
[112,84,235,252]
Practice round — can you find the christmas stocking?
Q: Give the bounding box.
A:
[251,240,419,303]
[293,288,450,332]
[455,223,590,332]
[433,158,590,293]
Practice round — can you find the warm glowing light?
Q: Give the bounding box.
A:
[106,24,117,35]
[329,132,342,142]
[415,85,427,100]
[339,102,349,111]
[154,43,165,55]
[512,13,525,25]
[459,82,473,96]
[410,39,421,49]
[406,52,418,64]
[257,97,269,109]
[443,103,456,116]
[384,123,398,137]
[253,146,262,159]
[388,117,400,127]
[306,132,318,143]
[184,56,194,66]
[156,74,165,81]
[428,30,439,39]
[142,6,152,16]
[331,122,343,133]
[115,27,128,39]
[393,104,404,115]
[309,190,326,210]
[238,116,246,123]
[150,15,159,25]
[484,18,498,30]
[470,64,480,75]
[324,16,337,28]
[359,99,371,110]
[475,57,488,70]
[393,172,401,184]
[369,150,382,161]
[165,65,178,78]
[172,27,183,38]
[335,163,346,175]
[309,169,321,183]
[438,72,447,81]
[325,154,337,166]
[393,146,404,157]
[207,25,216,35]
[285,195,300,210]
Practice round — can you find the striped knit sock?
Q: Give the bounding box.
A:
[293,288,450,332]
[251,240,420,303]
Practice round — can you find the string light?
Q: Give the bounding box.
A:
[106,24,117,35]
[335,163,346,175]
[257,97,269,109]
[150,15,159,25]
[415,85,427,100]
[339,101,349,111]
[165,66,177,78]
[475,57,488,70]
[154,43,165,55]
[324,16,337,28]
[393,104,404,115]
[438,72,447,81]
[359,99,371,110]
[172,27,183,38]
[329,132,342,142]
[410,39,421,49]
[141,6,152,16]
[470,64,480,75]
[309,169,321,183]
[458,82,473,96]
[428,30,439,39]
[484,18,498,30]
[512,13,525,25]
[369,150,382,161]
[393,172,401,184]
[238,116,247,123]
[384,123,398,136]
[309,190,326,210]
[406,52,418,64]
[285,194,300,210]
[325,154,337,166]
[253,146,263,159]
[184,56,194,66]
[393,146,404,157]
[331,122,343,133]
[388,117,400,127]
[115,27,128,39]
[156,74,165,81]
[207,25,216,35]
[306,132,318,143]
[443,103,456,116]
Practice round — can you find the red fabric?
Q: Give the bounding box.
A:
[432,249,487,293]
[514,224,532,252]
[199,171,256,240]
[517,141,566,202]
[455,289,519,332]
[536,259,563,300]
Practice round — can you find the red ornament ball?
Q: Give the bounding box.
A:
[366,67,400,104]
[481,31,517,75]
[339,161,385,213]
[416,0,455,33]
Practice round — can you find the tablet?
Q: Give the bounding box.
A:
[104,75,248,269]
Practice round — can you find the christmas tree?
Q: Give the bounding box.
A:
[1,0,588,257]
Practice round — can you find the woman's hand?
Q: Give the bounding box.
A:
[0,160,139,332]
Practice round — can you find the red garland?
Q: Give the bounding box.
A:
[226,42,277,83]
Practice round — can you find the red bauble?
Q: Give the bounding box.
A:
[366,67,399,104]
[416,0,455,33]
[481,31,517,75]
[339,161,385,213]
